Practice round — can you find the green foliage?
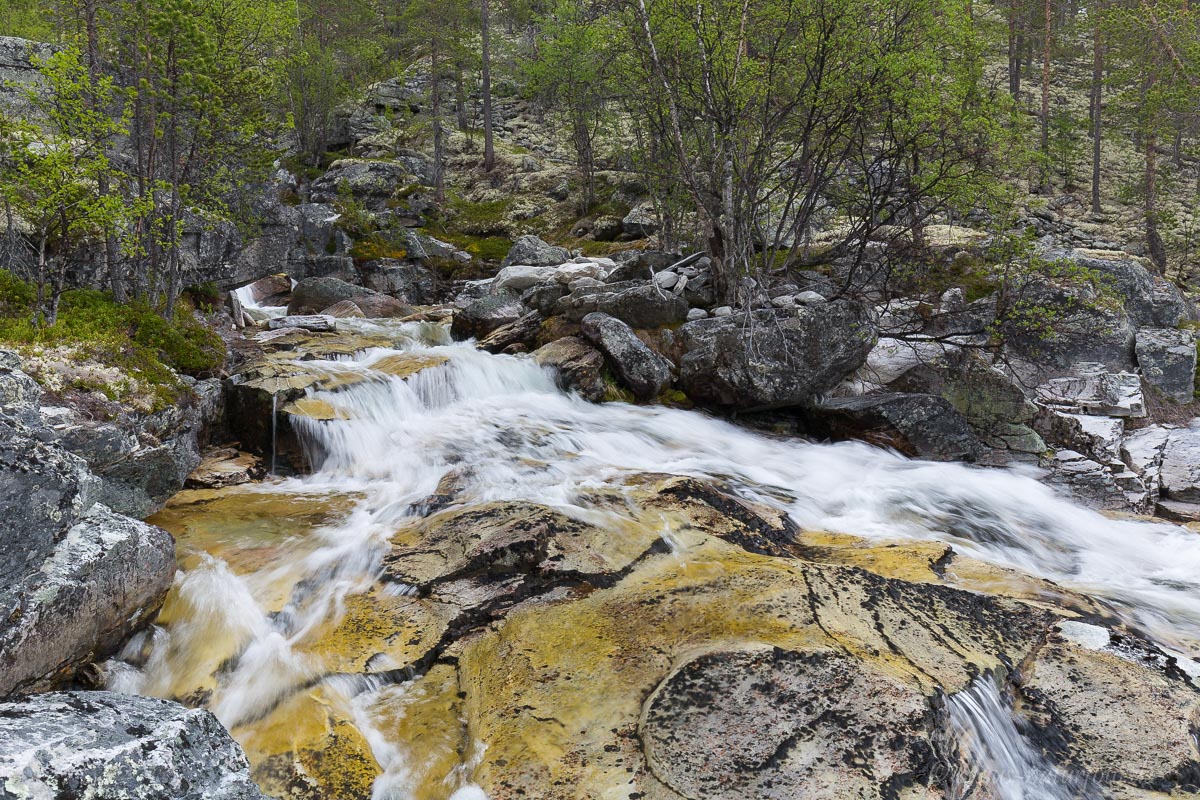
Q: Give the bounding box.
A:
[0,270,223,409]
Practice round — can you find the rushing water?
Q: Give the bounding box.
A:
[944,678,1081,800]
[110,318,1200,798]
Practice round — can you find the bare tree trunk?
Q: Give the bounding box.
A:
[1008,0,1021,98]
[1090,18,1103,214]
[432,39,446,203]
[454,64,468,131]
[481,0,495,172]
[1146,131,1167,272]
[1040,0,1051,156]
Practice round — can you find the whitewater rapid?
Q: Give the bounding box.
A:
[110,317,1200,798]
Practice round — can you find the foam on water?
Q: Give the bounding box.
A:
[117,317,1200,797]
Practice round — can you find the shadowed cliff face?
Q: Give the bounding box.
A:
[106,318,1200,800]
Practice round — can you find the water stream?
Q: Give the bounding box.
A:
[110,318,1200,798]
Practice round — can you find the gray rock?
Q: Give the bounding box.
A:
[359,258,439,304]
[397,229,471,265]
[501,235,570,268]
[678,303,877,411]
[0,36,55,120]
[1043,449,1130,511]
[478,310,544,354]
[288,277,410,318]
[686,308,709,321]
[581,312,673,401]
[1036,410,1124,465]
[494,265,555,293]
[560,282,689,329]
[810,393,985,462]
[711,305,734,317]
[293,202,348,258]
[533,337,607,402]
[793,290,826,305]
[1121,424,1172,510]
[520,282,568,316]
[999,277,1137,380]
[1135,327,1196,403]
[0,503,174,696]
[0,691,265,799]
[310,158,412,206]
[640,646,934,800]
[652,271,680,290]
[1159,422,1200,504]
[451,293,526,340]
[268,314,336,332]
[622,202,659,238]
[1036,362,1146,417]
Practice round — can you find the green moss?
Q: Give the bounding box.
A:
[432,230,512,263]
[0,270,224,410]
[349,236,408,262]
[657,388,692,409]
[446,197,513,237]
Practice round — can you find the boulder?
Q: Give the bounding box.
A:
[185,448,264,489]
[678,302,877,410]
[1135,327,1196,403]
[809,393,985,462]
[293,203,349,259]
[1044,247,1192,327]
[0,691,265,799]
[622,201,659,238]
[501,235,570,268]
[287,276,410,318]
[532,337,607,402]
[999,276,1137,380]
[521,282,568,316]
[881,345,1046,455]
[559,281,690,329]
[310,158,412,207]
[358,258,439,304]
[320,300,366,319]
[451,293,526,340]
[0,503,174,696]
[494,264,555,293]
[1121,424,1172,510]
[580,312,673,401]
[1036,410,1124,465]
[477,310,544,354]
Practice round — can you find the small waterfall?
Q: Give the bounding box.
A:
[234,283,287,321]
[270,391,278,476]
[944,678,1081,800]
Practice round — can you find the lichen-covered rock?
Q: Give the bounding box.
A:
[1015,621,1200,793]
[310,158,413,207]
[641,646,935,800]
[359,258,440,304]
[0,504,175,695]
[581,312,673,401]
[0,691,265,799]
[501,235,570,268]
[678,302,877,410]
[1135,327,1196,403]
